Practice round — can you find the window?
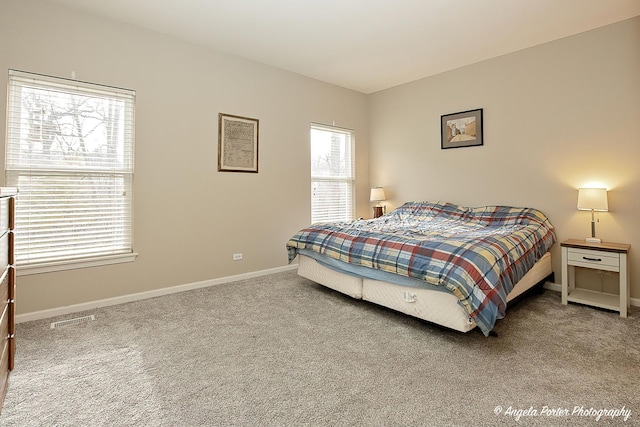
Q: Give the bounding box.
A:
[310,123,355,223]
[5,70,136,274]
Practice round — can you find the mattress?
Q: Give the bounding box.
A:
[297,252,552,333]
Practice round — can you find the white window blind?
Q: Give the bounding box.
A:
[5,70,135,271]
[310,123,355,223]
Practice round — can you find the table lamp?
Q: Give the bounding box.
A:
[370,187,386,218]
[577,187,608,243]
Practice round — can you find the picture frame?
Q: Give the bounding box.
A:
[441,108,483,149]
[218,113,259,173]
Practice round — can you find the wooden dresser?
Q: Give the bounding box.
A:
[0,188,16,412]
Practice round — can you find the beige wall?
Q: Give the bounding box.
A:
[2,1,639,316]
[0,0,369,314]
[369,17,640,299]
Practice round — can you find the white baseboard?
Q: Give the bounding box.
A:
[543,282,562,293]
[18,273,636,324]
[16,264,298,324]
[544,281,640,308]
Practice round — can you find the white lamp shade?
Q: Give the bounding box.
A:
[577,188,608,211]
[370,187,386,202]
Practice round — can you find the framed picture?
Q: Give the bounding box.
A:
[441,108,483,149]
[218,113,259,173]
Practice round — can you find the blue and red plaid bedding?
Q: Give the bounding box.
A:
[286,201,556,335]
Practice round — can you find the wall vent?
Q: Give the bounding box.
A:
[50,315,95,329]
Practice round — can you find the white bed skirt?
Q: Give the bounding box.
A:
[297,252,552,333]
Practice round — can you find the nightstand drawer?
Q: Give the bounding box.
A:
[567,247,619,271]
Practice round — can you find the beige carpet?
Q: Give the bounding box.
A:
[1,270,638,426]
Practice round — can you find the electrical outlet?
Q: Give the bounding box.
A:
[233,253,243,261]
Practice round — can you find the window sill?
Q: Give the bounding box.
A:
[16,252,138,276]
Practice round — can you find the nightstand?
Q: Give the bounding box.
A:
[561,239,631,317]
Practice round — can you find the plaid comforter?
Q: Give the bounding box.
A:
[286,201,556,335]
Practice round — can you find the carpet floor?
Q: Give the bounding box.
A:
[1,270,638,426]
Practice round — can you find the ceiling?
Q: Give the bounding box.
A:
[43,0,640,94]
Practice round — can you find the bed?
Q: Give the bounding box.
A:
[286,201,557,336]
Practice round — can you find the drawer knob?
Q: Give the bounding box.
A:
[583,256,602,262]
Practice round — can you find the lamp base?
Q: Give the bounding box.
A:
[372,206,383,218]
[585,237,602,244]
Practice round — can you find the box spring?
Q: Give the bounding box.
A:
[297,252,552,333]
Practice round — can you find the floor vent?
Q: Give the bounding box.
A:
[50,315,96,329]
